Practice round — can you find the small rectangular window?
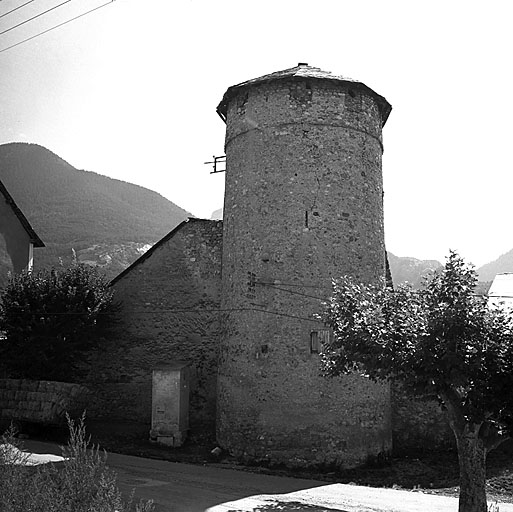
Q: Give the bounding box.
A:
[246,271,256,299]
[310,329,331,354]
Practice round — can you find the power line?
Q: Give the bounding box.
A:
[258,276,513,302]
[0,0,115,54]
[0,0,36,20]
[257,280,331,289]
[2,306,323,324]
[257,281,327,301]
[250,306,322,324]
[0,0,71,36]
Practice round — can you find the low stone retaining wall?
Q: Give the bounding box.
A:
[392,383,454,453]
[0,379,89,425]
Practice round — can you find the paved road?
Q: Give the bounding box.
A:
[23,440,325,511]
[23,440,513,512]
[107,450,329,512]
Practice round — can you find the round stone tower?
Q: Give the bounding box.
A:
[216,64,392,468]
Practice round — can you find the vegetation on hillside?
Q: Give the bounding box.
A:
[387,251,442,288]
[0,142,190,279]
[387,252,492,297]
[322,252,513,512]
[477,249,513,282]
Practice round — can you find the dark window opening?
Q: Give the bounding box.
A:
[310,329,331,354]
[246,271,256,299]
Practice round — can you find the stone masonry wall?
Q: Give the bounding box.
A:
[218,76,392,468]
[79,219,222,435]
[392,384,454,453]
[0,379,89,425]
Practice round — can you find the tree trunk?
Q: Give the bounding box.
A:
[455,425,488,512]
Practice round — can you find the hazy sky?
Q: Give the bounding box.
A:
[0,0,511,266]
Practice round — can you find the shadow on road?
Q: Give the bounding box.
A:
[225,501,346,511]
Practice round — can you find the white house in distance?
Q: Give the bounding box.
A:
[0,178,44,274]
[488,273,513,312]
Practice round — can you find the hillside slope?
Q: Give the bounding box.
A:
[477,249,513,282]
[387,252,442,288]
[0,142,190,279]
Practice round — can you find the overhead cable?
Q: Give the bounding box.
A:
[257,281,327,301]
[0,0,36,20]
[0,0,115,54]
[3,306,323,323]
[0,0,72,36]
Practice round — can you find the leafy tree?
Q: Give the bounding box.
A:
[322,251,513,512]
[0,263,118,381]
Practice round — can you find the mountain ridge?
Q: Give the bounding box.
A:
[387,252,442,288]
[1,142,510,288]
[0,142,190,281]
[476,249,513,282]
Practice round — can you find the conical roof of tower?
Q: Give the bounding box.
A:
[217,63,392,126]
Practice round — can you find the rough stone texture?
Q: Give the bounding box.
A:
[217,71,392,468]
[392,384,454,453]
[0,379,89,425]
[79,219,222,435]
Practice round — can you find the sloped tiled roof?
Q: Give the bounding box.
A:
[217,63,391,125]
[0,179,45,247]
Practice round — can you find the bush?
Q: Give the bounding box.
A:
[0,263,119,381]
[0,415,154,512]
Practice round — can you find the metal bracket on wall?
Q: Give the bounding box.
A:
[205,155,226,174]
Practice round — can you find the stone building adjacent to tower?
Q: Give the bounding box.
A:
[83,64,408,468]
[216,63,392,467]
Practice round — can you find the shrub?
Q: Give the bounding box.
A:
[0,263,119,381]
[0,416,154,512]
